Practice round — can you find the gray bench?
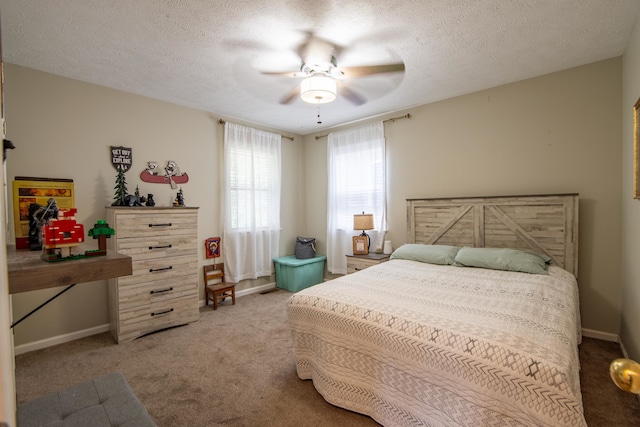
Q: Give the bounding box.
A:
[17,372,156,427]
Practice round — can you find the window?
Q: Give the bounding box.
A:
[326,122,386,273]
[223,122,281,282]
[227,145,280,230]
[330,139,385,230]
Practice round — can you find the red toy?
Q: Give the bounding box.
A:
[41,208,85,260]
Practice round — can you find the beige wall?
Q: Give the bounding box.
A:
[303,58,623,335]
[621,19,640,361]
[4,64,304,347]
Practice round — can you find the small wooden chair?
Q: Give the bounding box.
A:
[204,264,236,310]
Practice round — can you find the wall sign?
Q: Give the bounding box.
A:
[140,160,189,189]
[111,146,132,172]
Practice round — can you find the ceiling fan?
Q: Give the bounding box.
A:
[260,33,405,106]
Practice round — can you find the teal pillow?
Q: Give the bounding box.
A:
[390,244,461,265]
[453,247,549,275]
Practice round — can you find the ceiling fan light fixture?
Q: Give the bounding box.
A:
[300,75,337,104]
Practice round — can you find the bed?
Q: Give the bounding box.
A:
[287,194,586,426]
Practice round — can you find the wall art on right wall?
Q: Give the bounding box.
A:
[634,97,640,199]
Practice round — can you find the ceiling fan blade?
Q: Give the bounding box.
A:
[279,84,301,104]
[340,63,405,78]
[339,85,366,106]
[297,31,342,65]
[261,70,305,78]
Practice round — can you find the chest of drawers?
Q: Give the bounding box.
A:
[106,207,199,343]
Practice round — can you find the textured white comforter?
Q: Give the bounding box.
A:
[287,259,586,426]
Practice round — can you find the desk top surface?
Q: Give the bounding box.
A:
[7,246,132,294]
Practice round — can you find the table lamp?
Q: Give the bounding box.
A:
[353,212,374,252]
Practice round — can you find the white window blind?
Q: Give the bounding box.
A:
[227,145,279,230]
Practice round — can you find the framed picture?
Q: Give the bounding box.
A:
[205,237,221,259]
[352,235,368,255]
[12,177,75,249]
[635,97,640,199]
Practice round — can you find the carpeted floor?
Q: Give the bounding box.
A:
[13,288,640,426]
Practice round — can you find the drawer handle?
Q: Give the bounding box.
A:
[149,244,172,250]
[151,308,174,317]
[150,287,174,295]
[149,223,172,227]
[149,266,173,273]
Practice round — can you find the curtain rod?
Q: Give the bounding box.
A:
[218,119,294,141]
[314,113,411,140]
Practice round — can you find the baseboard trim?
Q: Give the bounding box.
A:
[15,283,279,355]
[14,324,110,356]
[582,328,619,342]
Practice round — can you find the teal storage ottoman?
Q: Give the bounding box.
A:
[273,255,326,292]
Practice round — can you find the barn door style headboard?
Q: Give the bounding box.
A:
[406,194,579,277]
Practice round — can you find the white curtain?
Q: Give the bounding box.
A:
[223,122,281,283]
[326,121,386,274]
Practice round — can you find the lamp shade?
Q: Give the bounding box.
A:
[300,75,337,104]
[354,213,374,231]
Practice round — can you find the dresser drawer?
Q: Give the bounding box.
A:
[114,235,196,260]
[116,293,199,343]
[116,272,197,307]
[113,212,197,238]
[346,254,390,274]
[117,255,197,286]
[347,257,371,274]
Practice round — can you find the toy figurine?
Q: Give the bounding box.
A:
[87,219,115,255]
[124,193,146,206]
[28,198,59,250]
[41,208,84,260]
[146,193,155,206]
[173,188,185,207]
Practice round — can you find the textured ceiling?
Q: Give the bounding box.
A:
[1,0,639,135]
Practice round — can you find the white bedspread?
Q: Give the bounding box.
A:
[287,259,586,426]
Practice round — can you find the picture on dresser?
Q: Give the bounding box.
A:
[352,235,368,255]
[206,237,221,259]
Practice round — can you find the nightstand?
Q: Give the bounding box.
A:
[346,253,390,274]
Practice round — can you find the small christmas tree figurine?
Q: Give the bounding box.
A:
[112,166,128,206]
[87,219,115,254]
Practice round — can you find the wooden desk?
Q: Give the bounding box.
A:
[7,247,132,329]
[7,247,132,294]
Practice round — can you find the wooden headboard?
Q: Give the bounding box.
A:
[406,194,579,277]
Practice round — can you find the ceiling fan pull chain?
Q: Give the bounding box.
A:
[317,102,322,124]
